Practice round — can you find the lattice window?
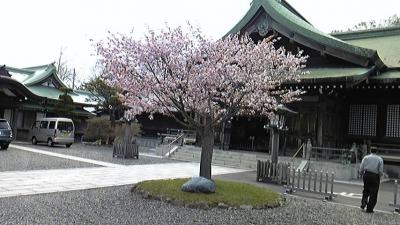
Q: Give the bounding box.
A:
[348,104,363,135]
[348,104,377,136]
[386,105,400,137]
[363,105,377,136]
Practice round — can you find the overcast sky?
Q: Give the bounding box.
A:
[1,0,399,85]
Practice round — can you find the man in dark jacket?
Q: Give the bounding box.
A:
[359,148,384,213]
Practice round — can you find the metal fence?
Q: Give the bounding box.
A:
[389,180,400,212]
[311,146,353,164]
[257,160,335,199]
[287,169,335,200]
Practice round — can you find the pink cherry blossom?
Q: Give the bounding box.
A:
[97,24,307,179]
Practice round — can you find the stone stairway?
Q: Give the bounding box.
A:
[170,145,302,170]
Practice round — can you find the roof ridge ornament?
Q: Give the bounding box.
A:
[257,17,270,36]
[0,65,12,77]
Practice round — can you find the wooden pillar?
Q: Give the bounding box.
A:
[12,108,19,140]
[317,102,326,147]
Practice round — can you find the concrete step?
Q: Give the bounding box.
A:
[171,147,268,169]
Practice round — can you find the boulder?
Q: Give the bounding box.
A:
[181,177,216,193]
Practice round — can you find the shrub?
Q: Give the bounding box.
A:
[85,116,112,142]
[113,122,141,143]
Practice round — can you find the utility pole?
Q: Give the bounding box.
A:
[72,68,76,90]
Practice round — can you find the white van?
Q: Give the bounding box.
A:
[30,118,74,147]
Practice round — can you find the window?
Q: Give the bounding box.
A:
[40,121,48,129]
[386,105,400,137]
[57,122,73,132]
[348,104,377,136]
[49,121,56,129]
[0,121,10,129]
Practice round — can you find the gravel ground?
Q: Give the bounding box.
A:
[12,142,178,165]
[0,148,97,172]
[0,185,398,225]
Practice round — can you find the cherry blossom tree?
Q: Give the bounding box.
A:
[97,25,307,180]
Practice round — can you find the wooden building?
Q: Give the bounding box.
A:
[224,0,400,153]
[0,63,96,140]
[138,0,400,156]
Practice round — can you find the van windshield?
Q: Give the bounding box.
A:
[57,122,73,132]
[0,121,10,129]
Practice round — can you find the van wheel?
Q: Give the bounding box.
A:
[32,137,37,145]
[47,138,54,147]
[66,143,72,148]
[2,144,8,150]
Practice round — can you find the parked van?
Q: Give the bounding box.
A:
[0,119,12,150]
[30,118,74,147]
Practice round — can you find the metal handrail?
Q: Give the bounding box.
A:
[291,143,304,162]
[162,133,185,156]
[312,146,348,151]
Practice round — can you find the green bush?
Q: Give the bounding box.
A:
[113,122,141,143]
[85,116,113,142]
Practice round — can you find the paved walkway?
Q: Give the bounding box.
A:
[0,144,248,198]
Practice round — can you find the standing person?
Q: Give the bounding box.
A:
[359,148,384,213]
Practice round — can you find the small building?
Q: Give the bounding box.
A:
[0,63,97,141]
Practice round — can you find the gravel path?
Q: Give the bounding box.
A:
[0,148,97,172]
[13,142,178,165]
[0,185,398,225]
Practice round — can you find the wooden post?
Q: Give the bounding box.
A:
[306,139,312,161]
[270,128,279,165]
[317,104,324,148]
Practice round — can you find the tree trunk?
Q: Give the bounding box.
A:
[199,118,214,179]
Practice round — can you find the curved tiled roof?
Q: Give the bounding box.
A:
[333,27,400,68]
[226,0,384,68]
[4,63,97,106]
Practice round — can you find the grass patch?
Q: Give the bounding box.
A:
[133,178,281,208]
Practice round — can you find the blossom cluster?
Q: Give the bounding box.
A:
[97,25,307,128]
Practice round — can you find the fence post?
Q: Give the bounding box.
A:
[331,172,334,196]
[319,171,323,193]
[292,168,295,190]
[297,169,301,189]
[325,172,329,194]
[394,180,398,207]
[302,170,306,190]
[313,170,317,191]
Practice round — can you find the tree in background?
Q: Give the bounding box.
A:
[55,48,78,89]
[332,14,400,33]
[54,87,75,118]
[97,25,307,180]
[82,76,124,128]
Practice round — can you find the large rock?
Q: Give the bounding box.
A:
[181,177,216,193]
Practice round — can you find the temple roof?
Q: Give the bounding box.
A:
[226,0,385,69]
[333,27,400,68]
[3,63,96,106]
